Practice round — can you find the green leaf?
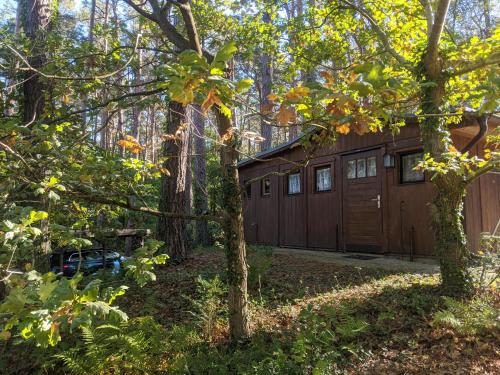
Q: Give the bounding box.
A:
[38,280,59,303]
[80,279,101,302]
[48,190,60,202]
[213,41,237,66]
[236,78,254,93]
[47,176,58,187]
[210,67,225,75]
[29,211,49,221]
[349,81,374,96]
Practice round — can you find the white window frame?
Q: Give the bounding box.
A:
[315,166,332,192]
[288,172,301,195]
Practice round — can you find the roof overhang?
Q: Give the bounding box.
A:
[237,112,499,169]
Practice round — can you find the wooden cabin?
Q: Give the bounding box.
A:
[237,116,499,257]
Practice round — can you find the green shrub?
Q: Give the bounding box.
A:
[247,246,273,291]
[470,231,499,290]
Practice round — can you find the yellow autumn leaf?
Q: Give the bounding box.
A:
[336,123,350,135]
[0,330,11,341]
[201,89,223,113]
[5,132,17,146]
[320,71,335,87]
[284,86,310,101]
[117,135,143,154]
[267,93,279,102]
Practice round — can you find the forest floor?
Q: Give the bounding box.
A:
[3,247,498,374]
[118,247,499,374]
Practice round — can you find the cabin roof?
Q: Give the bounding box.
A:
[237,111,499,169]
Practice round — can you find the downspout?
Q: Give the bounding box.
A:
[462,115,489,154]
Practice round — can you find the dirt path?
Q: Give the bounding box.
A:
[273,247,440,274]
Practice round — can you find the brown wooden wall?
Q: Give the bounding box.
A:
[239,123,499,256]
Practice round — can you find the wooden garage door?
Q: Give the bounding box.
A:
[342,149,383,252]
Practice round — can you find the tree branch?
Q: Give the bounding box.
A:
[73,192,224,223]
[340,0,409,66]
[426,0,451,63]
[419,0,434,37]
[2,33,142,81]
[449,51,500,77]
[122,0,158,23]
[46,87,166,124]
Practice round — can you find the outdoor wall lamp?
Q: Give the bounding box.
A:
[383,153,395,168]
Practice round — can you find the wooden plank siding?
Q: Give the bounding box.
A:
[238,122,500,256]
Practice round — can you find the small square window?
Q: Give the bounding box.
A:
[367,156,377,177]
[401,152,425,183]
[347,160,356,179]
[288,173,301,194]
[357,158,366,178]
[262,178,271,196]
[316,167,332,192]
[244,181,252,198]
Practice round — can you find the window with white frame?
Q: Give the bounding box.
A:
[315,166,332,192]
[288,172,301,194]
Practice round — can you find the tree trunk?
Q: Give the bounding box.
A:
[157,101,190,260]
[419,53,472,295]
[190,104,211,246]
[259,11,273,151]
[215,109,249,340]
[22,0,51,123]
[22,0,53,270]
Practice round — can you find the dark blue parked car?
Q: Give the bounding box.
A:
[50,248,124,277]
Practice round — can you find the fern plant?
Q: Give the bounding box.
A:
[432,295,499,336]
[54,317,167,374]
[188,275,227,343]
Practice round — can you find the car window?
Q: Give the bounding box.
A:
[68,252,82,262]
[85,250,103,260]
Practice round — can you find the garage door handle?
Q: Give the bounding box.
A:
[371,194,381,208]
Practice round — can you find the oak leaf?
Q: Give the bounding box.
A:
[276,105,296,125]
[117,135,143,154]
[201,89,223,113]
[284,86,310,101]
[260,103,274,115]
[159,168,170,176]
[267,93,279,102]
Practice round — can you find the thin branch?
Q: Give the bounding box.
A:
[73,192,224,223]
[2,32,142,81]
[449,52,500,77]
[426,0,451,63]
[339,0,409,66]
[46,87,166,124]
[0,141,33,171]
